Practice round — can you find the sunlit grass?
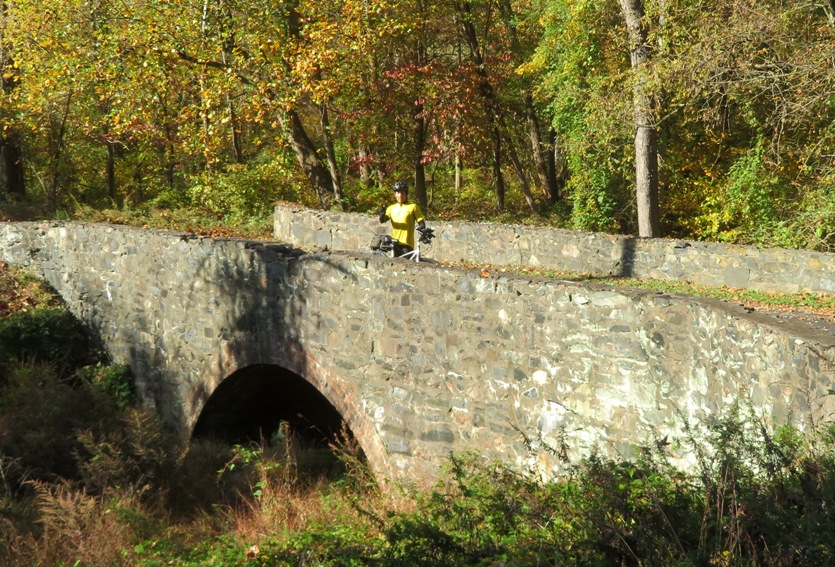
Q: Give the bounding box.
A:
[70,205,274,240]
[466,263,835,315]
[0,262,63,316]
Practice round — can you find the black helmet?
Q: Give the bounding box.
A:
[393,181,408,193]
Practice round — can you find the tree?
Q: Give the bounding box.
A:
[659,0,835,247]
[528,0,632,232]
[6,0,835,250]
[498,0,562,203]
[453,0,510,211]
[0,0,25,199]
[620,0,660,237]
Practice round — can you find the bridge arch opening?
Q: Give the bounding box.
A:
[191,364,365,476]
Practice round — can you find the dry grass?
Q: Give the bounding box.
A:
[221,426,397,543]
[3,482,150,567]
[0,433,407,566]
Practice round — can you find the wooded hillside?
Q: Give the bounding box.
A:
[1,0,834,249]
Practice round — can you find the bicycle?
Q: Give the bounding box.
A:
[369,226,436,262]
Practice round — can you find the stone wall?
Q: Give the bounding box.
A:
[275,204,835,294]
[3,220,835,483]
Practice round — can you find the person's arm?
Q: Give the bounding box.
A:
[379,205,388,223]
[413,205,426,229]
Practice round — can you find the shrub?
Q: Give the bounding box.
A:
[13,480,152,567]
[692,143,796,247]
[78,363,136,410]
[185,154,315,224]
[0,307,91,375]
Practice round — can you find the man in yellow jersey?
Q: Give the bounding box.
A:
[379,181,426,257]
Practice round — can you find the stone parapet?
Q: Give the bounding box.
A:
[275,204,835,294]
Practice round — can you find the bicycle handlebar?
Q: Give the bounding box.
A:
[417,227,435,244]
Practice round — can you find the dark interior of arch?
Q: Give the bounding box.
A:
[192,364,359,457]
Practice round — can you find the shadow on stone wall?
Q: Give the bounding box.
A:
[175,240,371,472]
[618,236,636,278]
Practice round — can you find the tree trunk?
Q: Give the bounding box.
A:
[505,128,536,212]
[454,151,462,204]
[319,102,343,201]
[217,29,243,165]
[0,136,25,198]
[226,95,243,164]
[198,68,213,173]
[551,130,567,201]
[281,109,334,208]
[45,92,73,211]
[455,1,508,211]
[498,0,559,206]
[0,1,24,198]
[635,125,659,236]
[525,94,560,202]
[133,164,145,203]
[106,141,116,199]
[279,5,336,208]
[620,0,661,237]
[357,145,372,187]
[456,1,542,213]
[491,128,505,211]
[413,101,428,210]
[411,8,429,210]
[163,121,176,192]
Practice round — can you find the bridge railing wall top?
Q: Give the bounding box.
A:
[275,204,835,295]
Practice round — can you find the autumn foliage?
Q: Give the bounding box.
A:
[1,0,835,249]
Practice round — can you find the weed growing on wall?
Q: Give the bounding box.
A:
[77,363,136,410]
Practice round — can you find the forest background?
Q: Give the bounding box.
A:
[2,0,835,248]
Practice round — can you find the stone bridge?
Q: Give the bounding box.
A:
[2,219,835,483]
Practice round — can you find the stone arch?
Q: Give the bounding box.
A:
[186,336,394,482]
[191,364,348,448]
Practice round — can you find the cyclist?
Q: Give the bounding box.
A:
[379,181,426,257]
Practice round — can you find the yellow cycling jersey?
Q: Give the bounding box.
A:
[385,203,425,249]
